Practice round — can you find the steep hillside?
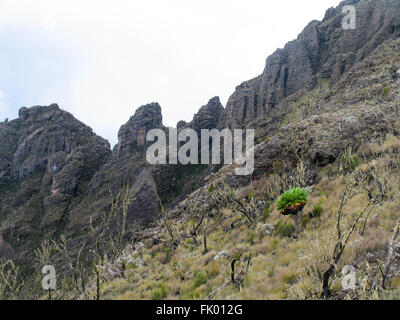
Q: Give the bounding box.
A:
[0,0,399,300]
[98,35,400,301]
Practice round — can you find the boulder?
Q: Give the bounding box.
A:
[214,251,229,261]
[261,224,275,236]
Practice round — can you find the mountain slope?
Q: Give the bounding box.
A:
[100,35,400,301]
[0,104,111,268]
[0,0,399,300]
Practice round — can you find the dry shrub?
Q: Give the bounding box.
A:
[298,229,337,287]
[265,162,311,202]
[351,228,387,261]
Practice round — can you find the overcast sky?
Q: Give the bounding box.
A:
[0,0,342,146]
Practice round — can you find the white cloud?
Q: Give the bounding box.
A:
[0,90,5,99]
[0,0,342,145]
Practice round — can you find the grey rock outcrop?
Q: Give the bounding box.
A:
[187,97,224,134]
[261,224,275,236]
[220,0,400,129]
[116,102,163,155]
[70,103,166,236]
[214,251,229,261]
[0,103,111,193]
[0,104,112,267]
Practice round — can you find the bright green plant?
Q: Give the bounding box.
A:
[276,187,308,213]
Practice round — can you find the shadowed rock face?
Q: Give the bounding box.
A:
[0,103,167,268]
[0,104,111,263]
[188,97,224,134]
[219,0,400,129]
[176,96,224,135]
[151,97,225,207]
[85,104,166,231]
[0,104,111,195]
[115,103,163,155]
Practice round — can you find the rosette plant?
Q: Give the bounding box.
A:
[276,187,308,235]
[276,187,308,215]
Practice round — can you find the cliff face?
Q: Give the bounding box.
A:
[0,102,170,269]
[115,102,163,155]
[219,0,400,129]
[0,96,226,267]
[0,105,111,262]
[152,96,225,206]
[187,97,224,133]
[0,104,111,185]
[70,103,165,233]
